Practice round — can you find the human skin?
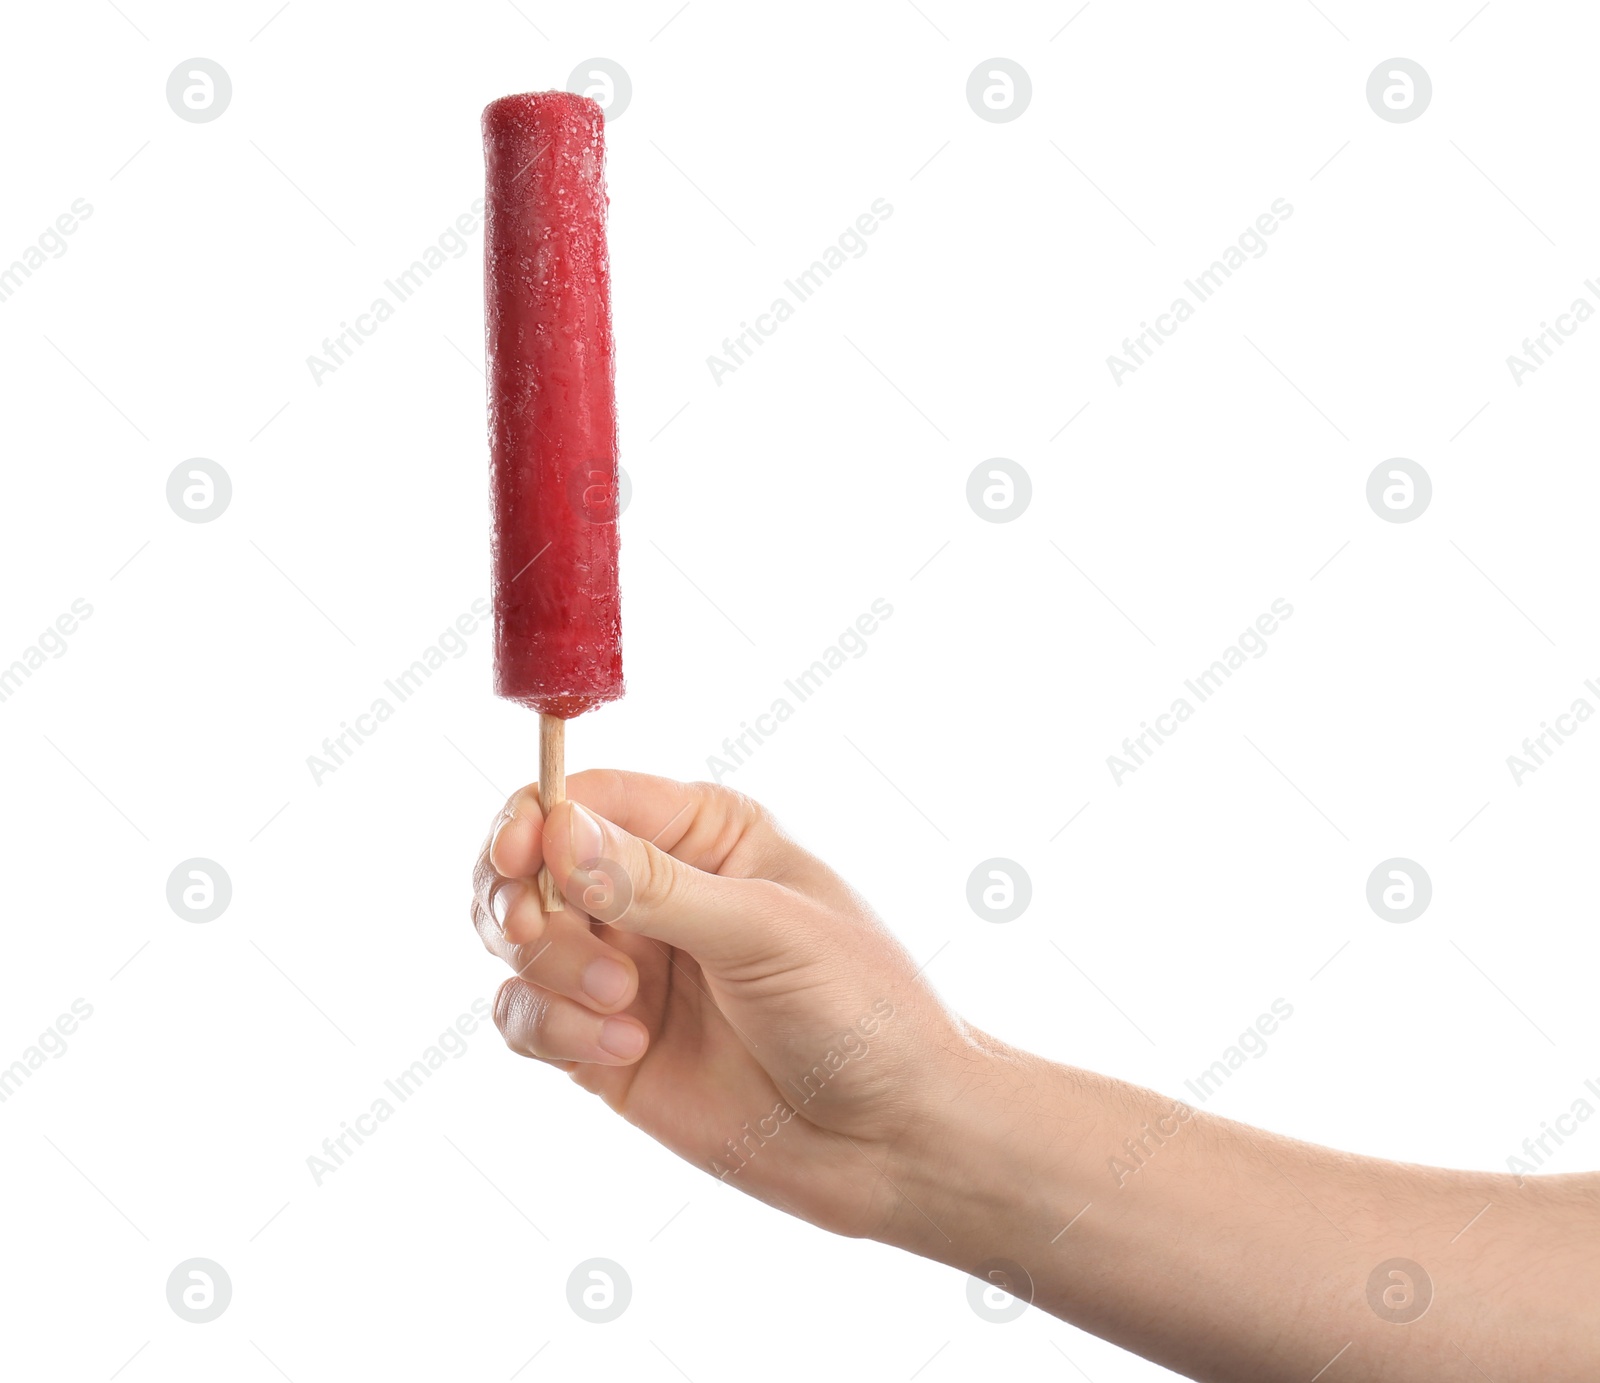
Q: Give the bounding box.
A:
[471,770,1597,1382]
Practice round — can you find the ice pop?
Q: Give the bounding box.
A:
[483,91,624,911]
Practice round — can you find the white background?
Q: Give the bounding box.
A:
[2,1,1597,1379]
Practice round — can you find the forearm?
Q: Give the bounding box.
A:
[880,1030,1596,1382]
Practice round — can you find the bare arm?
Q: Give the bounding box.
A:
[885,1033,1596,1380]
[472,771,1599,1382]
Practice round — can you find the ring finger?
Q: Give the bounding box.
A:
[495,977,649,1065]
[477,899,640,1014]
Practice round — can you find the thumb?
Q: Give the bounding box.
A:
[542,798,799,968]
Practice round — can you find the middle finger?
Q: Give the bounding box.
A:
[473,897,639,1014]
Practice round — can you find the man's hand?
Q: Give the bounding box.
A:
[472,769,1598,1383]
[472,769,962,1238]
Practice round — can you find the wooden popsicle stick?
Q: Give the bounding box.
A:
[538,712,565,912]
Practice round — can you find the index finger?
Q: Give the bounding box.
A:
[489,770,788,884]
[487,786,545,880]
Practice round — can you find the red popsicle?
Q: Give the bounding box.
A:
[483,90,624,911]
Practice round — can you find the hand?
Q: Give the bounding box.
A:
[473,771,1600,1382]
[471,770,964,1237]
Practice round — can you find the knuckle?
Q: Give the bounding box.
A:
[632,839,683,913]
[688,781,770,865]
[472,842,498,900]
[510,784,543,819]
[496,979,554,1055]
[471,896,502,953]
[493,978,521,1032]
[692,779,763,826]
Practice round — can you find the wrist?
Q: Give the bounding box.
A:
[876,1026,1219,1341]
[878,1025,1095,1272]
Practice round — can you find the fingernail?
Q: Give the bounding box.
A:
[570,803,605,868]
[582,957,631,1007]
[490,879,524,933]
[598,1017,646,1060]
